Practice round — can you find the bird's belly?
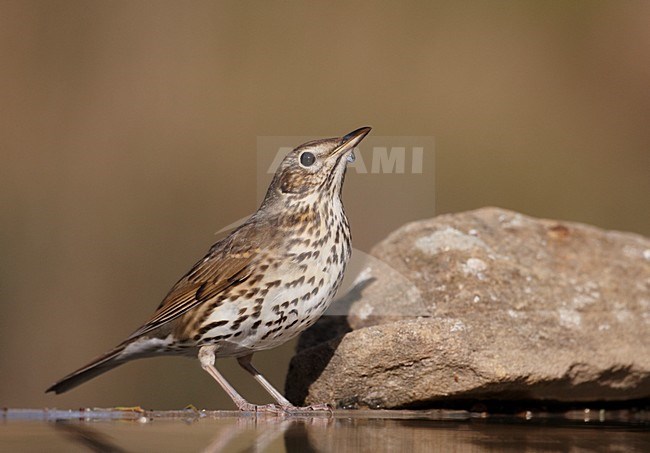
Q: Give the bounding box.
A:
[194,254,347,357]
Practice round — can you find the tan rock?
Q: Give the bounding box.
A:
[286,207,650,408]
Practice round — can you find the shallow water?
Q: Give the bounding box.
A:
[2,408,649,452]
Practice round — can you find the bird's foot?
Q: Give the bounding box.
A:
[236,403,285,414]
[279,403,332,415]
[237,402,332,415]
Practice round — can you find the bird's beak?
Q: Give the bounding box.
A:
[333,126,372,163]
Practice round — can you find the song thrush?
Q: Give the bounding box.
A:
[46,126,371,413]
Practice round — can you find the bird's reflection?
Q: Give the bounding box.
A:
[202,415,326,453]
[53,413,328,453]
[54,420,128,453]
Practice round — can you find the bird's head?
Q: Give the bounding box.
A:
[264,127,371,205]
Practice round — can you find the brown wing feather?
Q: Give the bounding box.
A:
[126,223,265,340]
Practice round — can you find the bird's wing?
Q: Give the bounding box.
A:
[126,228,259,340]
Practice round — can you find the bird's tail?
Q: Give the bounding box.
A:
[46,343,129,394]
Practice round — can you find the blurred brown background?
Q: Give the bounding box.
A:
[1,1,648,410]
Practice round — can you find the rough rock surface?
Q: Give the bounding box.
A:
[286,207,650,408]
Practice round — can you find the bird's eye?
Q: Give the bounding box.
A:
[299,152,316,167]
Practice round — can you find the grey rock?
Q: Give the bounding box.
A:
[286,207,650,408]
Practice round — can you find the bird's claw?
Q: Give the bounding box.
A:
[279,403,333,415]
[238,402,332,415]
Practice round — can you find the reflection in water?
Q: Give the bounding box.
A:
[21,409,649,452]
[182,416,327,453]
[199,417,249,453]
[297,417,650,452]
[54,420,128,453]
[50,414,330,453]
[199,416,314,453]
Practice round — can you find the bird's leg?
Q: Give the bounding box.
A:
[236,354,292,407]
[237,354,331,413]
[199,345,288,413]
[199,346,277,413]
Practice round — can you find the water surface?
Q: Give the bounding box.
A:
[2,408,648,452]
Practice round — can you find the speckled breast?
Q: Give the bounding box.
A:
[191,199,351,357]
